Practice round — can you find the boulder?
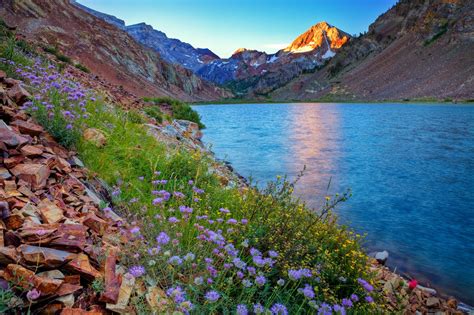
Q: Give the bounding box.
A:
[375,250,389,265]
[83,128,106,147]
[11,120,44,136]
[10,163,50,190]
[106,273,135,314]
[0,124,29,147]
[38,199,64,224]
[19,245,76,268]
[20,144,43,156]
[7,84,31,106]
[66,253,101,280]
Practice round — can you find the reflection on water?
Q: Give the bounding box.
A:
[193,103,474,304]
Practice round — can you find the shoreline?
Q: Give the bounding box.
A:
[191,99,474,105]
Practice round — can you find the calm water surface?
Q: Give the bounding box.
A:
[193,103,474,304]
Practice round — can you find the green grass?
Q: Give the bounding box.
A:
[143,105,164,123]
[144,96,205,128]
[74,63,90,73]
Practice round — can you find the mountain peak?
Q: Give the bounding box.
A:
[233,48,249,55]
[284,21,349,54]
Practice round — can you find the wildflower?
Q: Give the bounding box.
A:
[184,252,195,262]
[152,197,164,205]
[194,277,203,285]
[241,218,248,224]
[166,286,186,303]
[179,205,193,214]
[242,279,253,287]
[408,279,418,290]
[302,284,315,299]
[138,176,144,181]
[365,296,374,303]
[277,279,285,286]
[227,218,237,224]
[173,191,185,198]
[168,217,180,223]
[219,208,230,214]
[204,290,220,302]
[156,232,170,244]
[66,124,73,130]
[129,265,145,277]
[254,303,265,314]
[168,256,183,266]
[333,304,346,315]
[250,248,262,257]
[270,303,288,315]
[236,304,248,315]
[148,260,156,266]
[319,303,332,315]
[255,275,266,287]
[268,250,278,258]
[237,271,244,279]
[188,180,194,185]
[111,189,121,197]
[130,227,140,234]
[233,257,247,270]
[341,298,353,308]
[247,267,256,275]
[350,294,359,302]
[357,278,374,292]
[26,288,40,301]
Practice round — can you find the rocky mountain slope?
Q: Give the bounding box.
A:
[74,2,220,72]
[0,0,231,102]
[271,0,474,101]
[197,22,350,96]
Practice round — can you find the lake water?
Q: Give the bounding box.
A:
[193,103,474,304]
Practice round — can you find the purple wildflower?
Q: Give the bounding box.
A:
[129,265,145,277]
[357,278,374,292]
[333,304,346,315]
[168,256,183,266]
[270,303,288,315]
[365,296,374,303]
[254,303,265,314]
[156,232,170,244]
[204,290,220,302]
[302,284,315,299]
[342,298,353,308]
[255,275,266,286]
[350,294,359,302]
[168,217,180,223]
[26,288,41,301]
[236,304,248,315]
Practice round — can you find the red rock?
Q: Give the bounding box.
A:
[0,246,20,264]
[63,275,81,285]
[66,253,101,280]
[20,144,43,156]
[50,224,88,251]
[11,120,44,136]
[3,264,35,290]
[83,212,108,235]
[10,163,50,190]
[61,308,105,315]
[83,128,106,147]
[3,212,24,229]
[19,245,77,268]
[40,303,64,315]
[3,155,25,168]
[0,126,29,147]
[0,167,11,180]
[56,282,83,296]
[38,198,64,224]
[99,248,121,304]
[7,83,31,106]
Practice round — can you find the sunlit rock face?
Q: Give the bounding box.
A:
[197,22,350,96]
[284,22,349,53]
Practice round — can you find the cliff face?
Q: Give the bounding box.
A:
[0,0,232,102]
[271,0,474,101]
[74,2,220,73]
[197,22,350,97]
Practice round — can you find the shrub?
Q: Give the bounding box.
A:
[144,97,205,128]
[75,63,90,73]
[143,105,164,123]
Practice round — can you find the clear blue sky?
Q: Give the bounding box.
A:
[77,0,398,58]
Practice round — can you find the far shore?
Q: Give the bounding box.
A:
[191,99,474,105]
